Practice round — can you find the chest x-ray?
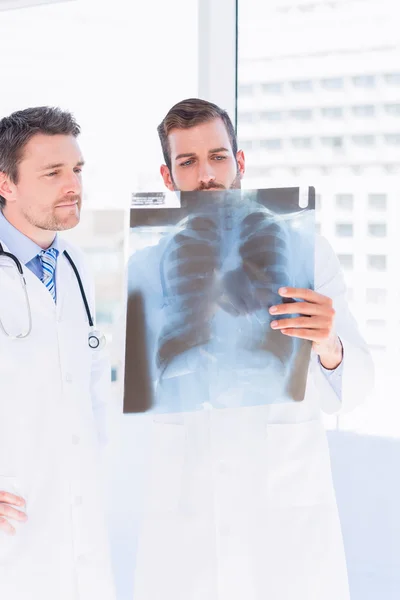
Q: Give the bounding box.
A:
[124,187,315,414]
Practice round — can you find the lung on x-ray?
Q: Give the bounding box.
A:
[124,187,315,414]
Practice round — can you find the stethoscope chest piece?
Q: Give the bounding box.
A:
[88,328,106,351]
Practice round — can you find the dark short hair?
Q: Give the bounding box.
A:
[0,106,80,208]
[157,98,238,171]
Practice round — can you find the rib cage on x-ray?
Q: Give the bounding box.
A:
[156,197,300,396]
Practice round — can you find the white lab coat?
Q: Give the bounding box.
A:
[0,239,116,600]
[125,235,374,600]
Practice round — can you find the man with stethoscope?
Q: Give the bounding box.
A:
[0,107,116,600]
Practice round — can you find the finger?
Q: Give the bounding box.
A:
[269,302,324,317]
[0,504,28,522]
[279,328,331,342]
[271,316,329,330]
[0,517,16,536]
[278,287,332,305]
[0,492,25,508]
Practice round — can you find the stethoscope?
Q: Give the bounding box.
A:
[0,242,106,350]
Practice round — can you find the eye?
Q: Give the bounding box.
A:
[213,155,227,161]
[180,159,194,167]
[46,171,58,177]
[74,167,82,174]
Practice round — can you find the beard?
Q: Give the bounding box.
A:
[23,194,82,232]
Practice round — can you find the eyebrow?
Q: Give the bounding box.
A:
[38,160,85,171]
[175,148,230,161]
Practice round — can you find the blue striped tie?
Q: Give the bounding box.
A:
[39,248,59,302]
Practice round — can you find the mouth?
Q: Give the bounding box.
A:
[55,201,79,208]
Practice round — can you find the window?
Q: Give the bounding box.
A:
[260,111,283,122]
[321,77,343,89]
[290,109,312,120]
[368,223,387,237]
[352,135,375,147]
[291,80,313,92]
[338,254,353,269]
[321,107,343,119]
[262,82,283,94]
[238,112,254,123]
[260,138,282,150]
[240,140,254,151]
[321,136,343,149]
[238,84,253,96]
[384,73,400,85]
[291,137,313,149]
[336,194,354,210]
[368,194,387,210]
[366,319,386,330]
[352,105,375,117]
[384,104,400,116]
[366,288,387,304]
[367,255,387,271]
[336,223,353,237]
[384,134,400,146]
[352,75,375,88]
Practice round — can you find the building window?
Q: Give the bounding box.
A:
[368,194,387,210]
[384,104,400,116]
[240,140,254,151]
[384,134,400,146]
[261,138,282,150]
[384,73,400,85]
[238,84,253,96]
[290,80,313,92]
[368,223,387,237]
[367,255,387,271]
[321,107,343,119]
[366,288,387,304]
[262,82,283,94]
[291,137,313,149]
[336,194,354,210]
[321,136,344,149]
[352,105,375,117]
[290,109,313,120]
[238,112,254,123]
[321,77,344,90]
[338,254,353,270]
[352,75,375,88]
[366,319,386,330]
[352,135,375,147]
[260,111,283,122]
[336,223,353,237]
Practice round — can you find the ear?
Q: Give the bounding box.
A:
[236,150,246,178]
[0,172,15,204]
[160,164,175,192]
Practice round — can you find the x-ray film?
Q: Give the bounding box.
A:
[124,188,315,414]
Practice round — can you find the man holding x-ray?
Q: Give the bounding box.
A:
[0,107,116,600]
[126,98,374,600]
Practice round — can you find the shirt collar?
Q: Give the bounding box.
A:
[0,210,60,265]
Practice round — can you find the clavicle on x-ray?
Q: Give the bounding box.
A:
[124,187,315,414]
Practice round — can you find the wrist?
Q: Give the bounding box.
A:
[319,336,343,370]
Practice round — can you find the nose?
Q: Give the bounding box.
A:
[62,171,82,196]
[198,162,216,186]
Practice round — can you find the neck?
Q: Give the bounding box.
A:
[2,208,55,249]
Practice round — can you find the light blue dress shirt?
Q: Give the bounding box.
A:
[0,210,59,297]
